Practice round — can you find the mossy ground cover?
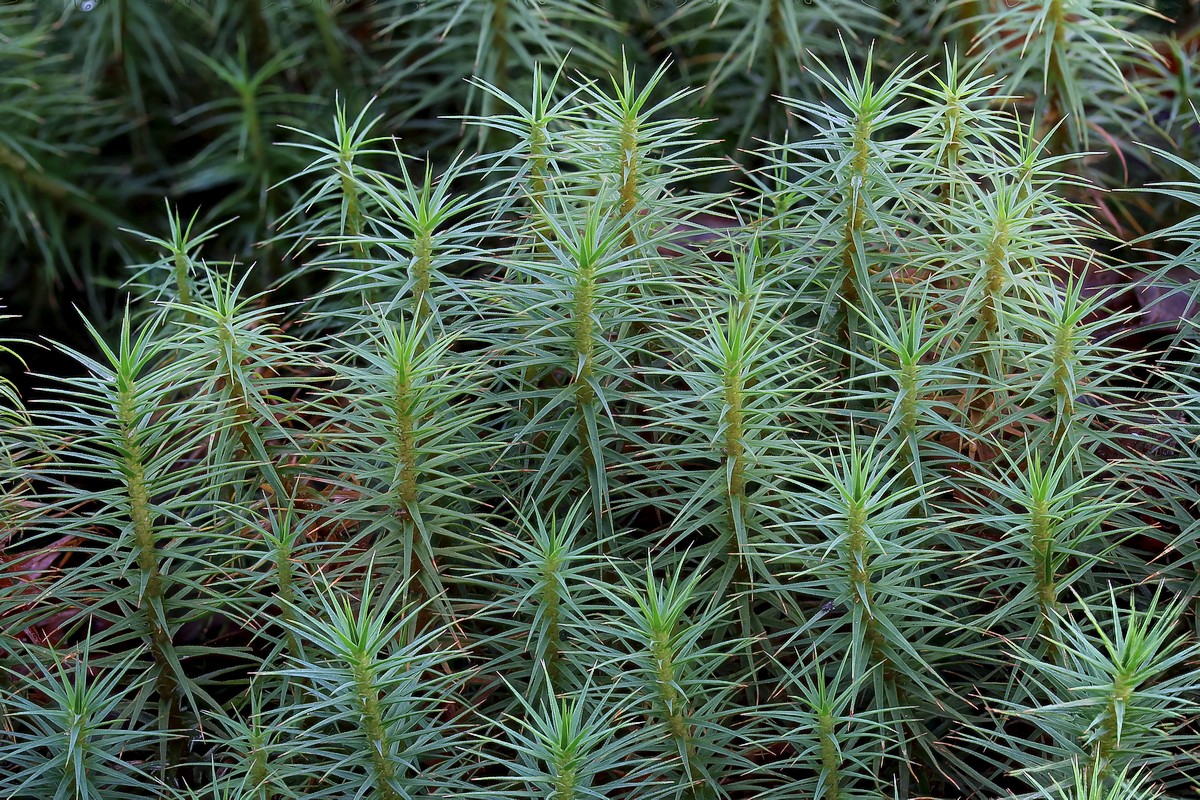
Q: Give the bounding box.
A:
[2,1,1200,798]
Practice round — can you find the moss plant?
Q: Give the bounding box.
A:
[3,7,1200,799]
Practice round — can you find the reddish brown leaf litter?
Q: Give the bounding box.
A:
[0,534,84,649]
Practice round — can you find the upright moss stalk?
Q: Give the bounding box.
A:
[179,271,294,502]
[843,482,884,663]
[275,582,462,798]
[1007,590,1200,787]
[339,158,367,260]
[360,155,474,327]
[609,567,718,799]
[1033,276,1102,445]
[538,547,563,683]
[503,197,637,533]
[836,68,881,357]
[323,312,489,625]
[1026,469,1059,640]
[278,98,391,280]
[476,501,593,693]
[383,324,429,610]
[816,708,844,800]
[781,440,950,785]
[854,291,969,486]
[114,351,179,731]
[964,0,1161,155]
[577,58,717,252]
[9,28,1200,800]
[711,307,762,631]
[773,53,926,370]
[84,313,193,770]
[966,180,1028,397]
[350,653,402,800]
[265,510,304,664]
[647,618,706,795]
[981,216,1010,342]
[617,110,639,248]
[722,341,747,529]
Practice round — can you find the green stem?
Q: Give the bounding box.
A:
[272,538,301,663]
[846,500,890,684]
[838,113,873,363]
[649,633,708,798]
[340,167,366,251]
[411,232,433,326]
[390,373,433,630]
[245,725,272,800]
[1043,0,1071,155]
[981,222,1009,339]
[171,250,193,308]
[618,116,639,248]
[942,101,962,207]
[529,123,549,199]
[351,659,401,800]
[116,379,180,770]
[817,711,844,800]
[723,363,752,593]
[551,759,577,800]
[1094,674,1131,771]
[898,361,919,442]
[573,257,598,470]
[1029,496,1060,653]
[392,376,419,507]
[1051,321,1076,443]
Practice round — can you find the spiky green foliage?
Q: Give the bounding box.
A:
[3,2,1200,799]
